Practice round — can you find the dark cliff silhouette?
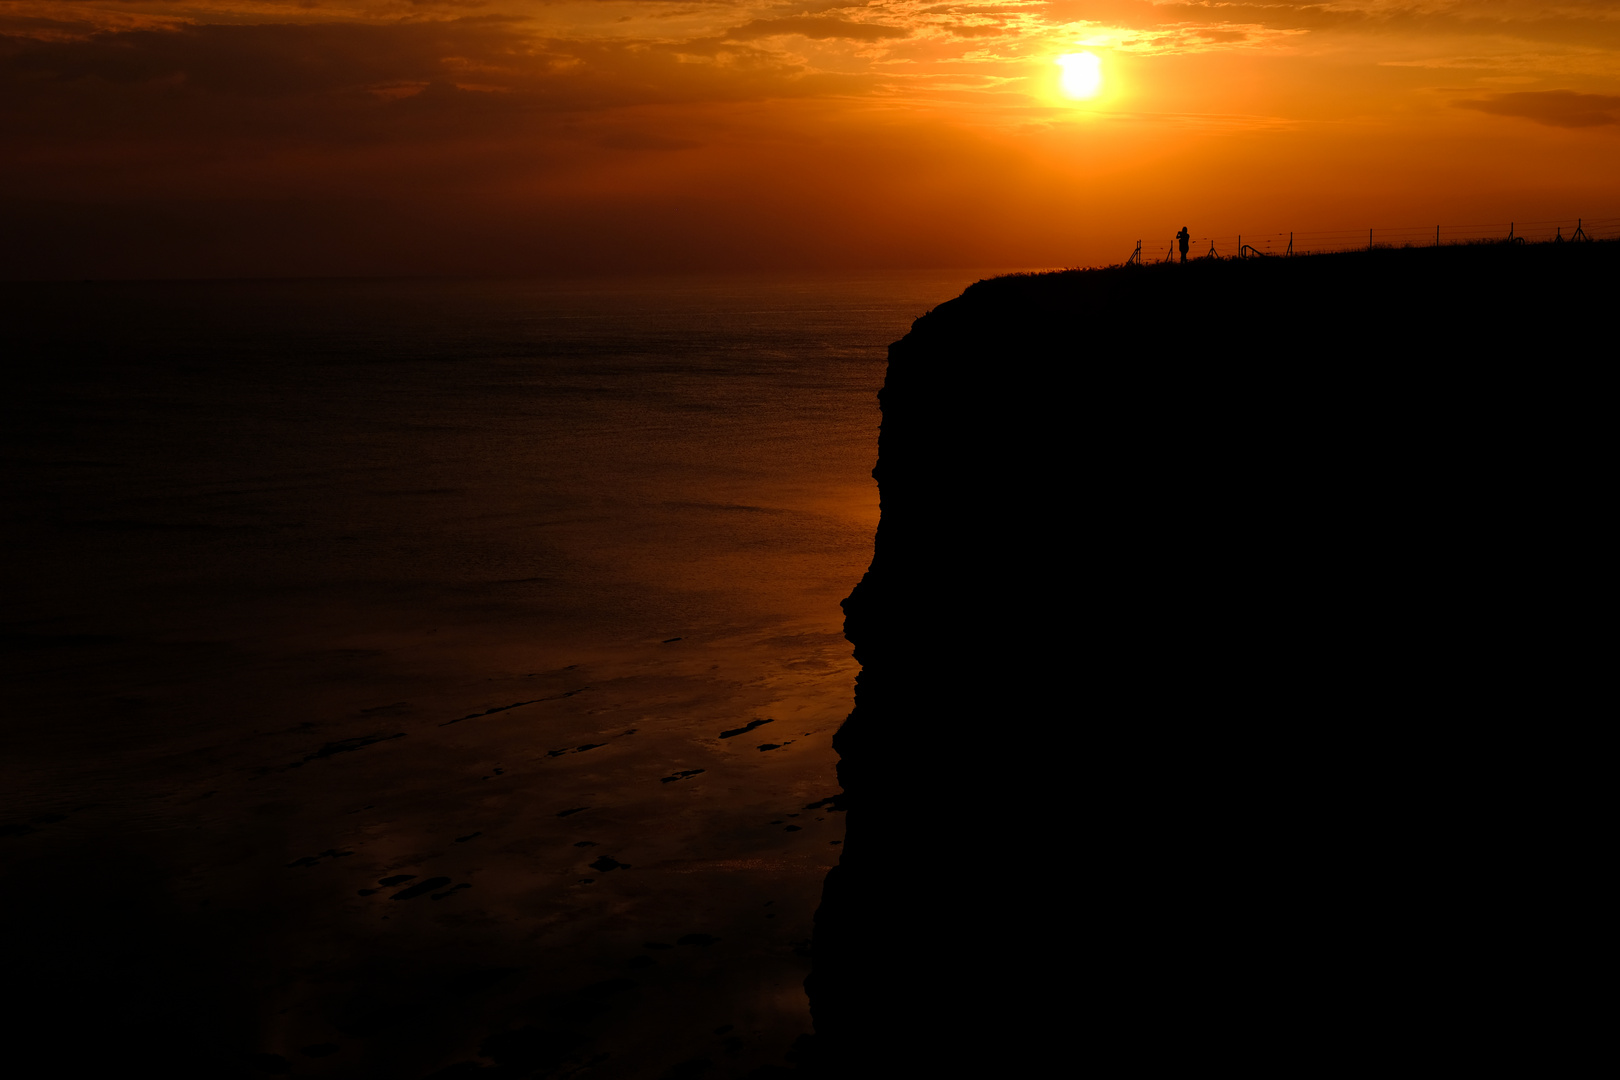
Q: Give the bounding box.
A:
[807,241,1609,1076]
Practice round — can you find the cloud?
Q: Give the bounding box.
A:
[1037,0,1362,33]
[0,18,863,117]
[1457,89,1620,128]
[725,16,910,42]
[1035,0,1620,49]
[1,20,519,97]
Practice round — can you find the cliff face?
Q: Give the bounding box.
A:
[807,243,1610,1075]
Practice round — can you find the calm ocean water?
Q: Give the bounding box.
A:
[4,272,1012,737]
[0,270,1013,1078]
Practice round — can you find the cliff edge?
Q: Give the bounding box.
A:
[807,242,1610,1075]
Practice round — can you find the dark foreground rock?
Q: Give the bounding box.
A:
[807,242,1610,1076]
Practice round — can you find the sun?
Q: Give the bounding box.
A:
[1056,52,1102,99]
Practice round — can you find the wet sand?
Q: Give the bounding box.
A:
[8,623,850,1076]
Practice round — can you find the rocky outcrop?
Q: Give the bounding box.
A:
[807,242,1611,1075]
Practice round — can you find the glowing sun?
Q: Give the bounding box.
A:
[1056,52,1102,99]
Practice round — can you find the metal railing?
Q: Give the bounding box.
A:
[1125,216,1620,265]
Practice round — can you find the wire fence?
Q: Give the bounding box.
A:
[1123,216,1620,265]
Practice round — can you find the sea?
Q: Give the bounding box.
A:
[0,269,1014,1079]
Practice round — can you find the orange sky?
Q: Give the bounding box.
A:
[4,1,1619,277]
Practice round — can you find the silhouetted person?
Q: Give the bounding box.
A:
[1177,226,1191,264]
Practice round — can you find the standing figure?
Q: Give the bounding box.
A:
[1177,226,1191,264]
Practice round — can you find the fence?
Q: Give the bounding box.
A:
[1127,216,1620,265]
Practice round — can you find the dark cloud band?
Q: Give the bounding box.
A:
[1459,90,1620,128]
